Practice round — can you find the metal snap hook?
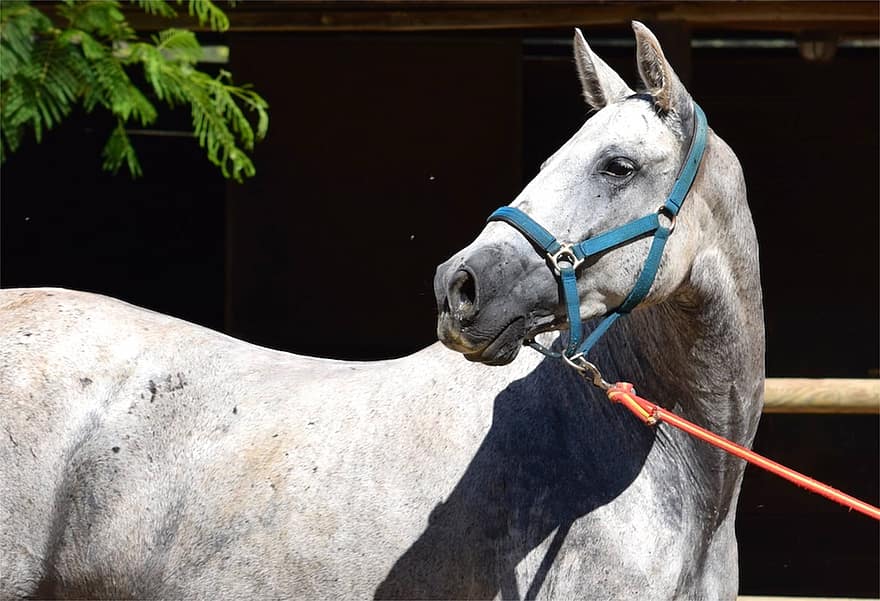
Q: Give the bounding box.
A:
[562,352,611,390]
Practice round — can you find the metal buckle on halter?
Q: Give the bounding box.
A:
[548,244,583,275]
[562,352,611,391]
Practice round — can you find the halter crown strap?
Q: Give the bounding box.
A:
[487,102,708,359]
[663,103,708,216]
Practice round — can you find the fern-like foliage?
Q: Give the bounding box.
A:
[0,0,268,181]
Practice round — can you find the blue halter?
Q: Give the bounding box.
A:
[488,102,708,361]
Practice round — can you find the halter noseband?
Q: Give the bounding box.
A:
[487,102,708,362]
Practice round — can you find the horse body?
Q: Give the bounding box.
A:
[1,22,763,600]
[0,288,489,598]
[2,285,751,600]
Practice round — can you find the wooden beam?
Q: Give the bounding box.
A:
[118,2,879,35]
[739,596,876,601]
[763,378,880,414]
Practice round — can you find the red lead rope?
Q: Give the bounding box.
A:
[606,382,880,521]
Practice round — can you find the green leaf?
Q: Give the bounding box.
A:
[0,1,53,82]
[183,0,229,32]
[152,28,201,64]
[133,0,177,19]
[102,119,142,176]
[58,0,134,42]
[1,0,268,181]
[7,38,85,142]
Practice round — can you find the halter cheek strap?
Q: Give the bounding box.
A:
[488,102,708,360]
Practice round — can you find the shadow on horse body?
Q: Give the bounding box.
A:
[376,352,656,600]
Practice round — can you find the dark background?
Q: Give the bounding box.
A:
[2,24,877,597]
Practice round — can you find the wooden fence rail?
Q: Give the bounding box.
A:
[738,596,878,601]
[764,378,880,414]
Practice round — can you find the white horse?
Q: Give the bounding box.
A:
[1,22,763,600]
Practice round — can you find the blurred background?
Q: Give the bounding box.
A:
[1,2,877,597]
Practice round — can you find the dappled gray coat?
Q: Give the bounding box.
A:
[1,22,763,601]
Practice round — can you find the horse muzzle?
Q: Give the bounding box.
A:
[433,245,554,365]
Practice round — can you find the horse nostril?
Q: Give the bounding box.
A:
[447,269,478,318]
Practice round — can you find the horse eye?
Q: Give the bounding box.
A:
[600,157,636,178]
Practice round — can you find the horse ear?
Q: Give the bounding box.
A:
[632,21,692,121]
[573,28,632,110]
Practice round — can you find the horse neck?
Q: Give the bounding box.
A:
[595,134,764,444]
[605,291,763,441]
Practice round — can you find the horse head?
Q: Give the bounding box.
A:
[435,22,728,365]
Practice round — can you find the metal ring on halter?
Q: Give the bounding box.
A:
[548,244,583,275]
[657,206,677,233]
[562,352,611,390]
